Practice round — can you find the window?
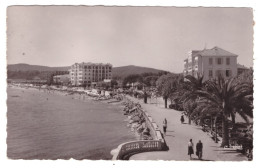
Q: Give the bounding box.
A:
[226,58,230,65]
[226,70,232,77]
[209,70,213,78]
[209,58,213,65]
[216,58,222,65]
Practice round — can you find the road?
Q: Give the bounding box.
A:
[127,96,247,161]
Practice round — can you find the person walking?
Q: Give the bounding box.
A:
[144,91,147,104]
[196,140,203,160]
[181,114,185,124]
[188,139,194,160]
[163,118,167,136]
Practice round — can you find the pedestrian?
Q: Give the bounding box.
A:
[163,118,167,136]
[144,91,147,104]
[181,114,185,124]
[196,140,203,160]
[188,139,194,159]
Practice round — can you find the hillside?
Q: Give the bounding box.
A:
[7,63,70,72]
[7,64,168,80]
[112,65,167,78]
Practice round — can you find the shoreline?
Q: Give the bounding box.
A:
[7,85,137,160]
[7,84,120,102]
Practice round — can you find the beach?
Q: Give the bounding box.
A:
[7,87,136,160]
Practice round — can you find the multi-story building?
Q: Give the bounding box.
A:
[69,62,112,86]
[237,64,250,75]
[183,46,238,81]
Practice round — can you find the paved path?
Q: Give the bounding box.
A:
[128,96,247,161]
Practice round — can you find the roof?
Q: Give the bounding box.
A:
[73,62,112,66]
[194,46,237,57]
[237,63,249,69]
[53,74,70,78]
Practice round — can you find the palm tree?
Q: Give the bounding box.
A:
[180,73,204,124]
[191,101,221,143]
[195,75,253,147]
[184,73,204,91]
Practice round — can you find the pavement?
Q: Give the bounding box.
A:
[127,96,248,161]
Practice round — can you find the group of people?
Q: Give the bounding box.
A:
[162,116,203,160]
[188,139,203,160]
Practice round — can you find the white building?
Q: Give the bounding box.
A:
[69,62,112,86]
[183,46,238,81]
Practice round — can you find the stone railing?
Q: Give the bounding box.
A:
[111,139,164,160]
[111,106,166,160]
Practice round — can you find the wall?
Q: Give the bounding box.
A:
[201,56,237,81]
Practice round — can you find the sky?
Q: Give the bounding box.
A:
[7,6,253,73]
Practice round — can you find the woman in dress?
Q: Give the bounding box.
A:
[163,118,167,136]
[188,139,194,159]
[181,114,185,124]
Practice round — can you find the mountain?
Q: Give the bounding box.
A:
[112,65,167,78]
[7,63,70,72]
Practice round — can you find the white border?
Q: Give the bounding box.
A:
[1,1,259,168]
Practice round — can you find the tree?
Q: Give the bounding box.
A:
[143,76,159,87]
[191,101,222,143]
[180,73,204,124]
[47,73,54,86]
[183,98,197,124]
[156,74,182,108]
[123,74,143,87]
[194,75,253,147]
[184,73,204,91]
[111,79,118,88]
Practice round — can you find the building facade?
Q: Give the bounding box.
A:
[183,46,238,81]
[237,64,250,76]
[69,62,112,86]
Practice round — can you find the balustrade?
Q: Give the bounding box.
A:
[111,106,166,160]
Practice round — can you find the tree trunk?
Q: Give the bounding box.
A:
[188,113,191,125]
[164,97,168,108]
[221,115,230,147]
[210,116,213,133]
[231,112,236,125]
[214,116,218,143]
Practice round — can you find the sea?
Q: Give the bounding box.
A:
[7,87,136,160]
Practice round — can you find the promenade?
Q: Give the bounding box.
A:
[127,96,248,161]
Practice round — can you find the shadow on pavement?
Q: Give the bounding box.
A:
[191,158,214,161]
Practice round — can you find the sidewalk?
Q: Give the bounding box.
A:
[127,96,248,161]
